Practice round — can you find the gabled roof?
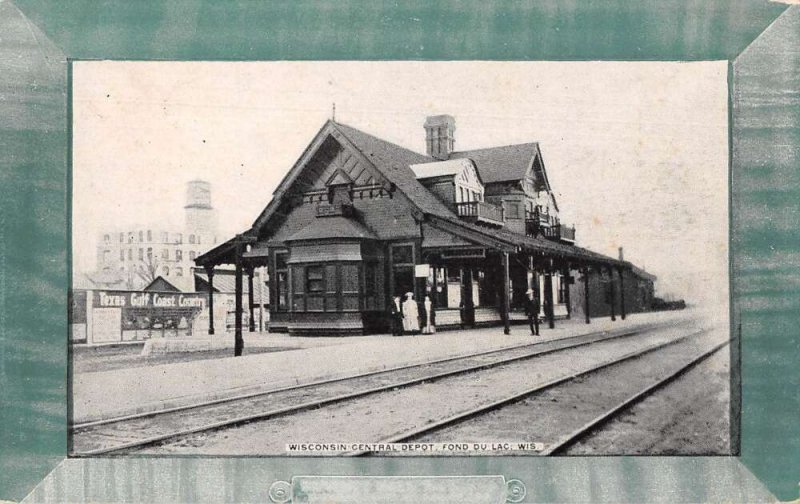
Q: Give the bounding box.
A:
[334,122,456,219]
[143,276,181,292]
[450,143,541,185]
[226,119,627,270]
[284,216,377,242]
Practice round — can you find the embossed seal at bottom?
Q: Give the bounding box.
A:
[506,479,527,503]
[268,480,292,503]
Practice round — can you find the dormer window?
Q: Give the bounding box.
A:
[454,168,483,204]
[316,168,354,218]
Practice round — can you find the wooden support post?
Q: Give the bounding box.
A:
[247,266,256,332]
[502,252,511,335]
[544,270,555,329]
[205,266,215,335]
[583,266,590,324]
[234,242,244,356]
[619,267,626,320]
[563,264,571,319]
[608,267,616,322]
[258,267,266,331]
[462,266,475,328]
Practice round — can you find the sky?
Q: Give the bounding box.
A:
[72,60,729,307]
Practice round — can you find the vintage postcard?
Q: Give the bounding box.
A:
[68,60,731,460]
[1,2,798,503]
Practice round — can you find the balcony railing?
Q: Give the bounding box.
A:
[525,208,550,225]
[455,201,505,227]
[526,220,576,244]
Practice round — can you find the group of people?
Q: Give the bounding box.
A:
[390,292,435,336]
[389,286,541,337]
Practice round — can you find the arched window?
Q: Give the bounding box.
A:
[162,266,170,276]
[176,250,183,261]
[189,234,196,244]
[146,247,153,261]
[189,251,196,260]
[103,234,110,242]
[138,231,143,242]
[176,267,183,277]
[147,230,152,242]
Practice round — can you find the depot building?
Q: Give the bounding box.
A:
[196,115,656,336]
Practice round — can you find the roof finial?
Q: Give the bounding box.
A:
[332,102,336,122]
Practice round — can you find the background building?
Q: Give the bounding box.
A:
[89,180,219,292]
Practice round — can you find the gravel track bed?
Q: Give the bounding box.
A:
[71,324,673,454]
[405,328,728,456]
[134,323,703,455]
[562,342,730,455]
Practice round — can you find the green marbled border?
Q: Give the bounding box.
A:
[0,1,797,501]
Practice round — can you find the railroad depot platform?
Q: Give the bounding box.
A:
[71,310,699,424]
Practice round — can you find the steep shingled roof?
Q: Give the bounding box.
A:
[199,119,625,270]
[334,122,457,219]
[335,122,623,266]
[450,143,539,184]
[284,215,377,242]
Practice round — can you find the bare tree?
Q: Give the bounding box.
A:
[135,253,161,286]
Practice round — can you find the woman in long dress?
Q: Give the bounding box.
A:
[422,295,436,334]
[402,292,420,334]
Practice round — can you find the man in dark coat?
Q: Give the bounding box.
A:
[390,295,404,336]
[526,287,540,336]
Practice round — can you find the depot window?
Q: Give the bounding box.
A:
[306,266,325,293]
[557,275,568,304]
[274,251,288,312]
[290,262,362,313]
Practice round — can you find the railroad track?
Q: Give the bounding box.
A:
[70,321,687,456]
[351,330,729,456]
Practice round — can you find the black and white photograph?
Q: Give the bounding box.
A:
[68,60,730,457]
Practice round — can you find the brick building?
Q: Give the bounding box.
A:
[197,116,656,339]
[92,180,219,291]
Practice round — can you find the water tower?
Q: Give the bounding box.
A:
[184,180,217,236]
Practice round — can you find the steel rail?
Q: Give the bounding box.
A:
[72,320,674,431]
[350,329,710,456]
[72,323,685,456]
[542,338,731,455]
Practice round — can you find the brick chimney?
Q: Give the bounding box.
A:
[618,247,624,261]
[424,115,456,160]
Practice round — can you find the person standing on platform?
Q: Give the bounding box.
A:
[526,287,540,336]
[402,292,420,334]
[390,295,403,336]
[421,295,436,334]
